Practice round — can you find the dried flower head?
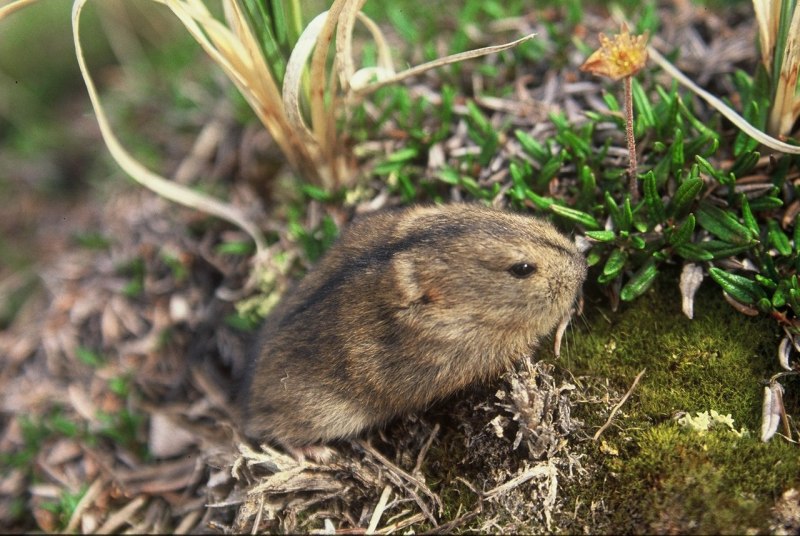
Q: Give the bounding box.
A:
[580,24,649,81]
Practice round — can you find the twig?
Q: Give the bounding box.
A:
[357,440,441,526]
[484,463,556,499]
[413,423,440,475]
[593,368,646,441]
[426,510,481,534]
[95,495,147,534]
[376,512,427,534]
[251,494,265,535]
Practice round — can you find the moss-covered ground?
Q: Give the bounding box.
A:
[559,273,799,533]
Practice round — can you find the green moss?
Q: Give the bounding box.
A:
[566,273,781,430]
[622,426,799,533]
[561,274,799,533]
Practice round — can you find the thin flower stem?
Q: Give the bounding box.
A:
[623,75,639,202]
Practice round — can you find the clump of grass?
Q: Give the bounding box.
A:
[753,0,800,138]
[4,0,536,258]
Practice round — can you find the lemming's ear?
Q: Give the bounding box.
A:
[392,251,424,308]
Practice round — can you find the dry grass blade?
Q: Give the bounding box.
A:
[648,45,800,154]
[753,0,781,74]
[309,0,347,180]
[72,0,268,255]
[347,12,396,90]
[282,3,352,188]
[351,33,537,96]
[366,484,392,533]
[0,0,39,19]
[336,0,374,89]
[283,10,330,145]
[158,0,319,181]
[359,441,442,526]
[768,3,800,136]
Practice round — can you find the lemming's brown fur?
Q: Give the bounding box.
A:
[239,204,587,449]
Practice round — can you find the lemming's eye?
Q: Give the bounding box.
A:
[508,262,537,278]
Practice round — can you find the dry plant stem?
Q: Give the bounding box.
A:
[250,495,265,535]
[357,440,441,526]
[624,76,639,203]
[593,368,646,441]
[64,477,105,533]
[647,45,800,154]
[413,422,440,475]
[0,0,39,18]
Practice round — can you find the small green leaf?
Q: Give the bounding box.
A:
[739,195,759,236]
[632,78,656,128]
[225,312,260,331]
[602,249,628,279]
[73,231,111,250]
[668,177,703,217]
[708,267,767,305]
[772,286,787,308]
[757,297,772,313]
[526,191,554,210]
[539,150,567,183]
[789,288,800,313]
[585,230,616,242]
[437,168,460,185]
[549,204,601,230]
[696,203,755,244]
[795,214,800,253]
[579,164,597,202]
[729,150,760,178]
[515,130,548,161]
[669,214,696,246]
[754,274,777,290]
[301,184,333,202]
[603,92,621,112]
[586,248,603,267]
[621,259,658,301]
[767,220,792,256]
[679,99,720,145]
[466,100,492,135]
[216,241,256,256]
[643,171,666,225]
[695,155,726,182]
[509,162,528,187]
[620,196,633,232]
[605,191,621,226]
[749,196,784,211]
[76,347,103,368]
[629,235,647,250]
[674,243,714,261]
[699,239,757,259]
[669,127,685,172]
[557,129,590,160]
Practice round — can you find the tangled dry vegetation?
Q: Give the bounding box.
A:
[1,1,796,533]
